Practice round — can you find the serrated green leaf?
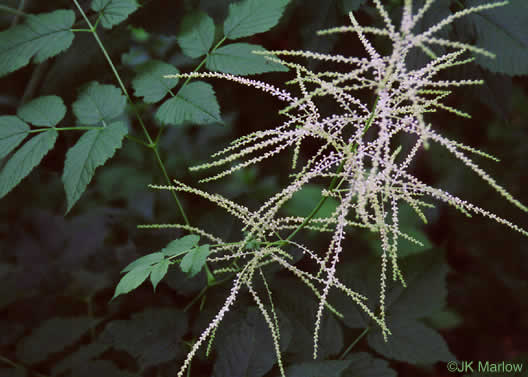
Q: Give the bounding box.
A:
[0,129,57,199]
[367,318,455,364]
[177,11,215,58]
[121,252,165,273]
[150,259,170,291]
[180,244,210,278]
[0,10,75,77]
[62,121,128,213]
[284,361,352,377]
[73,82,127,125]
[98,308,188,368]
[112,267,151,300]
[17,95,66,127]
[468,0,528,75]
[156,81,222,125]
[161,235,200,257]
[343,352,397,377]
[132,61,179,103]
[206,43,287,74]
[16,317,99,364]
[0,116,30,160]
[224,0,290,39]
[91,0,139,29]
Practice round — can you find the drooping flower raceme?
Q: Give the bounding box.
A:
[157,1,528,375]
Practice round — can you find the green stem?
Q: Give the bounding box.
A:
[125,134,151,147]
[183,270,238,312]
[152,147,190,225]
[183,285,208,312]
[0,4,27,17]
[339,327,370,360]
[71,0,190,226]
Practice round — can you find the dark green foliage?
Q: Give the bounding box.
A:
[0,1,527,377]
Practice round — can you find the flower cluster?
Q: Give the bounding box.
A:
[158,1,527,375]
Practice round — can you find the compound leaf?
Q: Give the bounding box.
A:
[73,82,127,125]
[161,235,200,257]
[156,81,222,125]
[467,0,528,75]
[0,129,57,199]
[132,61,180,103]
[0,10,75,77]
[17,95,66,127]
[224,0,290,40]
[91,0,139,29]
[177,11,215,58]
[150,259,170,291]
[180,244,211,278]
[0,116,30,160]
[206,43,287,74]
[112,266,151,300]
[62,121,128,213]
[121,252,165,273]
